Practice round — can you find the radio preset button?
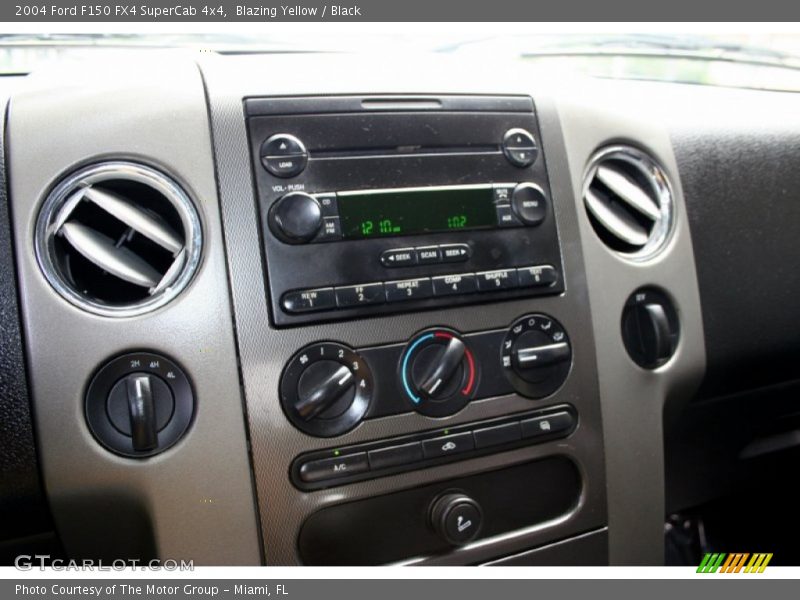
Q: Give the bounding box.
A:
[416,246,442,264]
[335,283,385,308]
[385,278,433,302]
[432,273,478,296]
[282,288,336,313]
[440,244,471,262]
[381,248,417,268]
[495,204,522,228]
[476,269,519,292]
[511,183,548,226]
[518,265,558,288]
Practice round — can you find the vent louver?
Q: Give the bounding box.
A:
[583,146,674,259]
[35,162,202,317]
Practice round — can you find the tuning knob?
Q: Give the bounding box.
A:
[280,342,373,437]
[400,328,478,417]
[502,314,572,399]
[269,192,322,243]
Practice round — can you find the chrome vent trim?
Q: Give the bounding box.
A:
[582,146,674,260]
[35,162,202,317]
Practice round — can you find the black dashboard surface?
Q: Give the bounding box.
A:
[672,106,800,398]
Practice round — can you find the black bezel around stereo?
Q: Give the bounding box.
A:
[246,95,565,327]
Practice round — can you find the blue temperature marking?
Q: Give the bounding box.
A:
[401,333,434,404]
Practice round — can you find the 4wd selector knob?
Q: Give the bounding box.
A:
[502,314,572,399]
[269,192,322,243]
[281,342,373,437]
[400,328,478,417]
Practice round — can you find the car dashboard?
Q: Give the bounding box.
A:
[1,51,799,566]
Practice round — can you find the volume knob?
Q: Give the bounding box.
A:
[269,192,322,243]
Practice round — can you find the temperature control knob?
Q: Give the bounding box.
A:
[400,328,478,417]
[269,192,322,243]
[502,314,572,399]
[281,342,373,437]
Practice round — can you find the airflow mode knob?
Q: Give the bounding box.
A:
[35,162,202,317]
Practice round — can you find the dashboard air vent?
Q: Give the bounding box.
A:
[582,146,674,259]
[35,162,202,317]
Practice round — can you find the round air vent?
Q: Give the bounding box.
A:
[35,162,202,317]
[582,146,674,259]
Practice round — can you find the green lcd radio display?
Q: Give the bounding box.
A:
[337,185,497,240]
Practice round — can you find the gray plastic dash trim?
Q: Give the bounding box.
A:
[7,56,261,565]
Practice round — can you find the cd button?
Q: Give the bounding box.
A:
[381,248,417,268]
[385,278,433,302]
[432,273,478,296]
[315,193,339,217]
[335,283,385,307]
[518,265,558,288]
[416,246,442,264]
[476,269,519,292]
[440,244,471,262]
[281,288,336,313]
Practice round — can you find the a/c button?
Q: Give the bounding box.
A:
[298,452,369,483]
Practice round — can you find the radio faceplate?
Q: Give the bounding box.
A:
[246,96,565,326]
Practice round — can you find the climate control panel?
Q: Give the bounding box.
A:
[278,314,573,439]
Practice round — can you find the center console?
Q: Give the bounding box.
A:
[219,92,608,564]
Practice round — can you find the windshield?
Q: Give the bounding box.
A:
[2,30,800,92]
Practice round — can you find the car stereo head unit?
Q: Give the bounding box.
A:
[246,95,565,326]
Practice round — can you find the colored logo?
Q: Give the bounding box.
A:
[697,553,773,573]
